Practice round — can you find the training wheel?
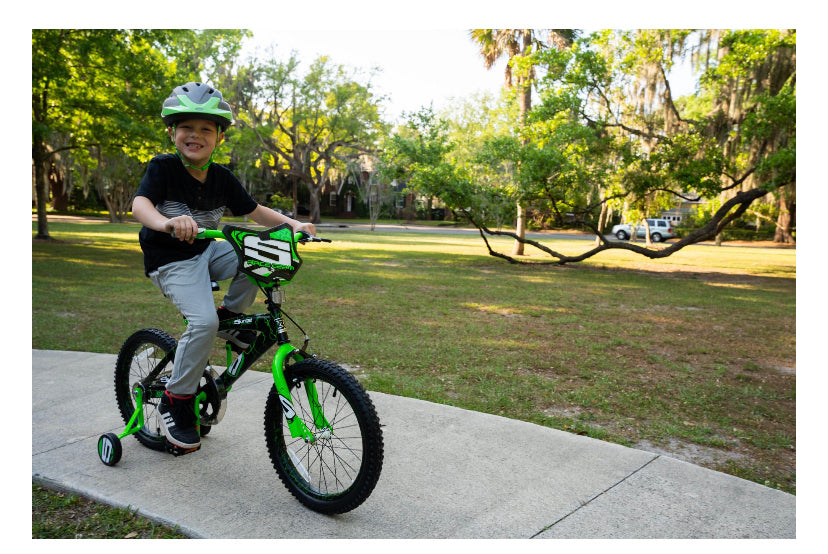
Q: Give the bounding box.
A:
[97,433,123,466]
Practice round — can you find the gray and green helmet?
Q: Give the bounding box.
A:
[161,82,233,131]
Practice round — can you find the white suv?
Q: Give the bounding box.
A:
[612,218,675,242]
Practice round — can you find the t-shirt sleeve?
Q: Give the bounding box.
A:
[135,157,165,204]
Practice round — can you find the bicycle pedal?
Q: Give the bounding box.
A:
[164,440,201,457]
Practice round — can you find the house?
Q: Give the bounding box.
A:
[322,177,360,218]
[661,198,708,225]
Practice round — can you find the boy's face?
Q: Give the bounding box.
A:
[169,118,224,169]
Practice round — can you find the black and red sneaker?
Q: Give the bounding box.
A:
[158,391,201,452]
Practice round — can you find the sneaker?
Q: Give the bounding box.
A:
[216,306,257,350]
[158,391,201,450]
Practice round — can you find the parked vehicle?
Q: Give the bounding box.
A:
[612,219,675,242]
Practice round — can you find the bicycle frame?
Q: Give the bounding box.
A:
[123,226,330,444]
[213,290,328,442]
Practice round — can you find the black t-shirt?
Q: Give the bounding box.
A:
[135,154,258,275]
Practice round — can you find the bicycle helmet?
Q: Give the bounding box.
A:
[161,82,233,132]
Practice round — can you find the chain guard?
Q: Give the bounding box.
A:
[197,366,228,426]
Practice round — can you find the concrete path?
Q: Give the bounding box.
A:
[32,350,795,539]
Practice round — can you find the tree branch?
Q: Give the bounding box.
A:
[462,183,787,265]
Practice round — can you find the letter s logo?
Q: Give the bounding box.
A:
[99,438,113,462]
[279,396,296,420]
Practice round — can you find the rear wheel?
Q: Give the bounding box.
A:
[114,329,177,451]
[263,359,384,514]
[115,329,220,450]
[651,233,663,242]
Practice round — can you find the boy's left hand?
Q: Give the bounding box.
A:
[295,221,317,236]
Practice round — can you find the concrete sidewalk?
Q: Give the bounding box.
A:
[32,349,795,539]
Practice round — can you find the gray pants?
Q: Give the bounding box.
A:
[148,241,257,395]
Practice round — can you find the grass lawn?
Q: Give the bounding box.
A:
[33,220,796,502]
[31,484,186,539]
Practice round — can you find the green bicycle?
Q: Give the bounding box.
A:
[96,223,384,514]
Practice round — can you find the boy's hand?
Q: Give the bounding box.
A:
[295,221,317,237]
[167,215,199,244]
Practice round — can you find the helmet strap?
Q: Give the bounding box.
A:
[176,151,214,171]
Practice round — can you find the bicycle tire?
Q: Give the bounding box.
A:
[263,358,384,514]
[114,328,178,451]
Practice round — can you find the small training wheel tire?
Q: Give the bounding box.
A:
[98,433,123,466]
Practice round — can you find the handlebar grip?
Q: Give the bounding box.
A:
[295,232,332,243]
[170,227,206,239]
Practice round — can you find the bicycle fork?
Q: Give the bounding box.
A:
[272,343,331,443]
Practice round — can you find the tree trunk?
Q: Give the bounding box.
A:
[101,191,117,223]
[643,219,652,246]
[291,175,298,217]
[512,82,531,256]
[308,186,321,224]
[49,165,70,211]
[774,186,796,243]
[33,141,51,240]
[511,203,526,255]
[595,200,608,245]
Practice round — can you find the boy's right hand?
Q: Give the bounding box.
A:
[167,215,199,244]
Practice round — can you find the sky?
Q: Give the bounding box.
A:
[243,29,512,124]
[25,0,794,126]
[242,27,703,125]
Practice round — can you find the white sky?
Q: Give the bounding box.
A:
[27,0,796,126]
[243,29,511,124]
[243,28,701,125]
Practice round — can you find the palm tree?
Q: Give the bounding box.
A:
[470,29,577,255]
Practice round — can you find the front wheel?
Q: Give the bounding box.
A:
[615,230,629,240]
[263,359,384,514]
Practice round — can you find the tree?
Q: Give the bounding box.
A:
[390,30,795,265]
[469,29,578,255]
[469,29,796,263]
[698,30,796,243]
[378,106,515,235]
[32,30,250,232]
[32,30,178,234]
[231,52,387,224]
[600,29,796,247]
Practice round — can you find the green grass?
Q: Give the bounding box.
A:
[32,484,186,538]
[33,221,796,500]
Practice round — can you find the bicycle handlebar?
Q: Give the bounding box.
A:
[174,227,331,244]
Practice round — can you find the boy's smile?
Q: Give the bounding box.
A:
[169,118,224,171]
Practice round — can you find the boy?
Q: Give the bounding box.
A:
[132,82,315,454]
